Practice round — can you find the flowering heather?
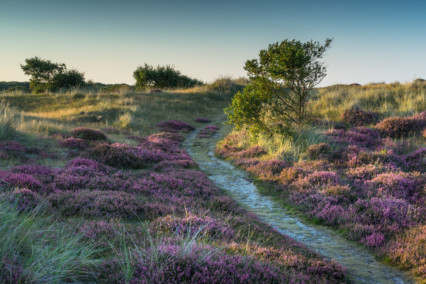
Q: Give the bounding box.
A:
[305,171,340,187]
[195,118,212,123]
[83,143,163,169]
[53,165,136,192]
[197,125,219,138]
[375,115,426,138]
[1,173,46,193]
[231,145,267,158]
[48,190,145,219]
[307,143,331,160]
[345,165,386,186]
[59,138,88,149]
[363,232,385,247]
[208,196,244,214]
[11,164,55,176]
[150,214,234,240]
[156,120,195,133]
[245,159,288,181]
[326,127,381,148]
[341,106,378,126]
[151,159,197,171]
[0,140,27,158]
[71,127,107,141]
[366,171,425,203]
[226,243,346,281]
[348,197,422,233]
[132,244,292,283]
[403,148,426,172]
[5,188,45,212]
[147,132,184,143]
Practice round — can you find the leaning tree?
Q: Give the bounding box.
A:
[226,38,332,135]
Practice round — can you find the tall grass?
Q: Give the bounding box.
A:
[312,82,426,121]
[1,89,232,137]
[0,201,98,283]
[0,101,19,140]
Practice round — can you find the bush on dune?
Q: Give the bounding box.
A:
[375,112,426,138]
[71,127,107,141]
[341,106,379,126]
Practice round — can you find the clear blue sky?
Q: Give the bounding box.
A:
[1,0,425,86]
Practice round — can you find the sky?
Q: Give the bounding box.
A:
[1,0,425,86]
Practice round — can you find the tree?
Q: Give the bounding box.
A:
[133,64,202,89]
[21,57,85,93]
[226,39,332,135]
[51,69,85,91]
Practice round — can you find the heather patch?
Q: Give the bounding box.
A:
[150,214,234,240]
[4,188,47,212]
[366,171,425,203]
[48,190,145,219]
[157,120,194,132]
[376,114,426,138]
[59,137,88,149]
[195,117,211,123]
[197,125,219,138]
[132,244,290,283]
[341,106,378,126]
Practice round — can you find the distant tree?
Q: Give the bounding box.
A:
[226,38,332,135]
[21,57,86,93]
[133,64,202,89]
[51,69,85,91]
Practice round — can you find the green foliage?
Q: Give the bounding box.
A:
[227,39,332,135]
[133,63,202,89]
[51,69,85,92]
[21,57,86,93]
[225,84,269,136]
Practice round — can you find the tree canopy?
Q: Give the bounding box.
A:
[133,64,202,89]
[226,38,332,136]
[21,57,86,93]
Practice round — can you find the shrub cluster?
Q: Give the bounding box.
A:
[341,106,378,126]
[375,112,426,138]
[71,127,107,141]
[157,120,195,132]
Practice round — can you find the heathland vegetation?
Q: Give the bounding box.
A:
[0,40,424,282]
[219,76,425,280]
[0,74,348,282]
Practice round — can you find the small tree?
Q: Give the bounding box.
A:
[226,39,332,135]
[21,57,85,93]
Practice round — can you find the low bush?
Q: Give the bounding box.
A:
[375,114,425,138]
[195,118,211,123]
[71,127,107,141]
[157,120,194,132]
[341,106,378,126]
[59,138,88,149]
[48,190,144,219]
[4,188,46,212]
